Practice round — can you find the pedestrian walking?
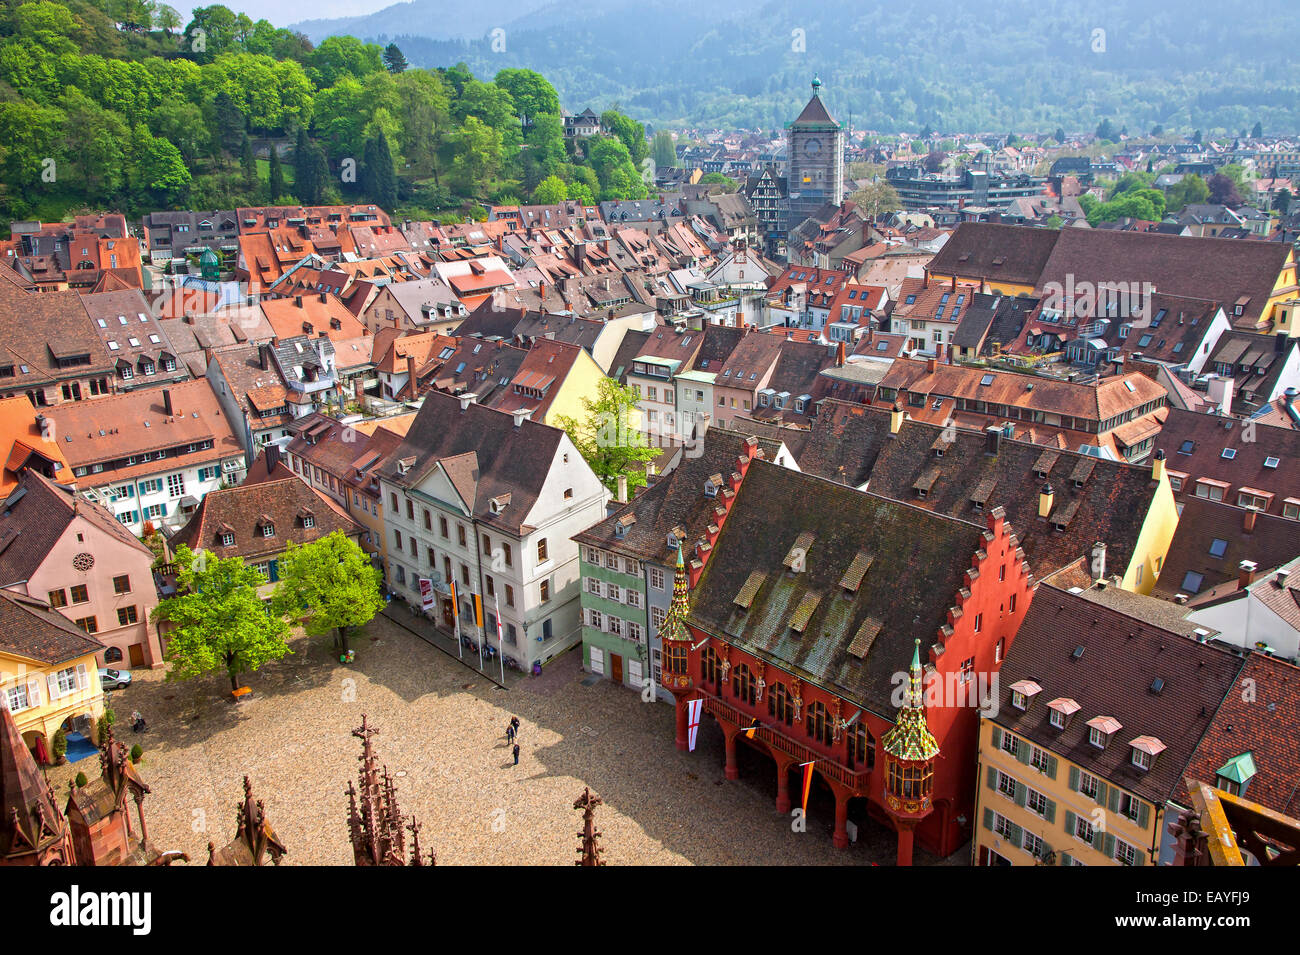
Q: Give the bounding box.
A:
[510,715,520,734]
[512,743,520,766]
[506,721,515,743]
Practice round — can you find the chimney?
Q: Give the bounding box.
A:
[265,443,281,473]
[1151,448,1166,482]
[162,388,173,417]
[406,353,416,388]
[512,410,530,428]
[319,291,327,303]
[1174,594,1188,605]
[1277,568,1291,587]
[295,295,303,308]
[1243,507,1258,533]
[889,403,905,435]
[984,424,1001,455]
[1038,483,1054,518]
[1239,560,1259,588]
[1091,541,1107,582]
[926,356,938,374]
[835,342,846,367]
[616,474,628,503]
[458,394,476,411]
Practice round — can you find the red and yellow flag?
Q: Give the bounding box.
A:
[473,592,484,629]
[799,760,816,813]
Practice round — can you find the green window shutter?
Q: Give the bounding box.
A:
[1108,786,1121,813]
[1045,754,1058,780]
[1068,765,1079,791]
[1042,841,1054,861]
[1065,809,1076,835]
[1016,741,1033,765]
[1015,782,1027,808]
[991,726,1002,749]
[1060,851,1072,866]
[1010,823,1023,847]
[983,807,994,831]
[1045,799,1057,824]
[987,766,998,790]
[1092,827,1106,851]
[1137,801,1150,830]
[1135,848,1147,866]
[1096,780,1109,806]
[1102,832,1116,857]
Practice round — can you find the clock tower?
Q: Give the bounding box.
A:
[786,76,845,245]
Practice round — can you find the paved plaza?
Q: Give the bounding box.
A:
[50,613,956,865]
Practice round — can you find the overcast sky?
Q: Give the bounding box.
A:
[236,0,395,24]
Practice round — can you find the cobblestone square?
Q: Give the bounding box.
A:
[51,614,954,866]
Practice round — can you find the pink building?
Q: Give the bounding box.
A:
[0,472,162,669]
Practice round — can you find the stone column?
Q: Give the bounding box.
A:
[896,823,915,867]
[775,761,792,813]
[724,726,739,780]
[833,787,851,850]
[674,697,689,751]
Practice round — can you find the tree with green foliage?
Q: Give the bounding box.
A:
[240,133,256,192]
[494,68,559,128]
[1252,121,1263,139]
[271,531,384,655]
[1276,189,1292,215]
[383,43,408,74]
[600,109,648,166]
[652,130,675,170]
[211,90,244,162]
[1054,127,1066,144]
[267,144,284,201]
[555,378,660,495]
[362,129,397,208]
[848,180,902,218]
[531,174,567,205]
[1165,173,1209,212]
[153,545,291,694]
[1095,118,1117,142]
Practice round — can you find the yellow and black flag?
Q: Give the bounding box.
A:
[473,592,485,630]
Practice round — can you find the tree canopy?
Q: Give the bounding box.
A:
[271,531,384,655]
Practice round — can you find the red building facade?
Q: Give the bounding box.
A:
[661,461,1036,860]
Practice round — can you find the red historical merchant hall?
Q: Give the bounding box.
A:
[659,461,1035,861]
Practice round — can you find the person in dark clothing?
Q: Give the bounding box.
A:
[512,743,520,766]
[506,721,515,743]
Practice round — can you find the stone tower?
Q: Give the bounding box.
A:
[786,76,845,239]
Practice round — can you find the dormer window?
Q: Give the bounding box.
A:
[1086,715,1122,749]
[260,522,275,538]
[1129,736,1166,771]
[1214,752,1257,796]
[1008,679,1041,711]
[303,515,315,529]
[220,532,234,547]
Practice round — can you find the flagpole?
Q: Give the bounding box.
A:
[452,581,462,658]
[495,594,506,683]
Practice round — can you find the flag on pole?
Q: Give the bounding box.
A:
[472,593,484,630]
[450,580,462,658]
[686,698,704,752]
[799,760,816,813]
[743,718,761,739]
[494,594,506,683]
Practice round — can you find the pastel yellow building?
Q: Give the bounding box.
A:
[0,590,106,765]
[1122,452,1179,595]
[972,584,1243,866]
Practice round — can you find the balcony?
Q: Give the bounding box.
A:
[697,688,872,792]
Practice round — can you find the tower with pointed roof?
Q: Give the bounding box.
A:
[786,76,845,245]
[660,546,697,749]
[880,639,940,865]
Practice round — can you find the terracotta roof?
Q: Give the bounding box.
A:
[575,430,776,563]
[171,475,361,563]
[0,588,105,666]
[0,286,115,389]
[687,459,988,716]
[926,222,1060,287]
[994,584,1242,806]
[378,392,565,534]
[43,379,241,484]
[489,339,585,420]
[1155,408,1300,515]
[261,293,365,343]
[1150,496,1300,603]
[859,412,1161,579]
[0,396,70,497]
[0,470,152,587]
[1183,654,1300,815]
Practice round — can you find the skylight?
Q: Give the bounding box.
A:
[1221,448,1236,459]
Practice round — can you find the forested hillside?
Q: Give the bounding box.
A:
[298,0,1300,134]
[0,0,651,227]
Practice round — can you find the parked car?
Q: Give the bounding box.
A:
[99,668,132,691]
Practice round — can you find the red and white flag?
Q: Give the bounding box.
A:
[687,698,704,751]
